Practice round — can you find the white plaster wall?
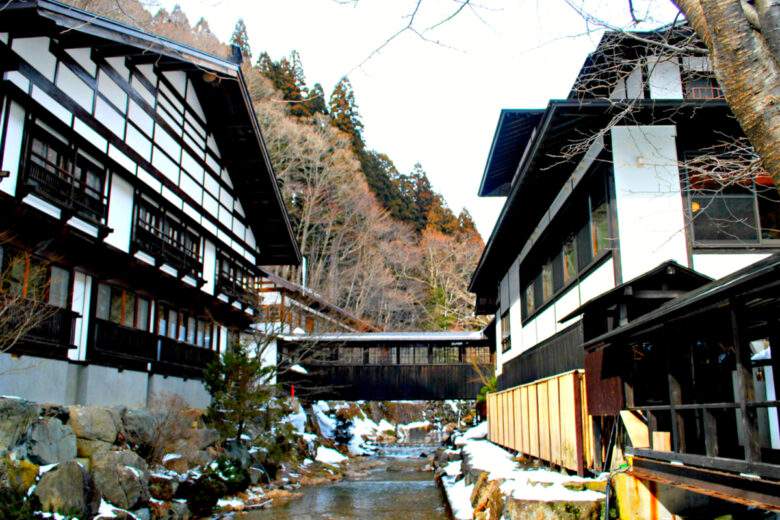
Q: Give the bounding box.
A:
[611,125,689,281]
[646,57,684,99]
[579,258,616,303]
[554,284,582,332]
[11,37,56,81]
[692,253,770,280]
[508,259,522,355]
[105,174,134,252]
[0,101,25,197]
[493,316,503,376]
[202,239,217,295]
[610,64,644,100]
[70,271,92,362]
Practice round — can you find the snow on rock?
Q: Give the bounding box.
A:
[285,406,307,435]
[217,497,245,509]
[443,460,462,477]
[315,446,348,465]
[289,364,308,375]
[312,401,335,438]
[377,419,395,433]
[162,453,182,463]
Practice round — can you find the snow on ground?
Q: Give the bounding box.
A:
[441,421,605,513]
[315,446,348,465]
[349,414,380,455]
[377,419,395,433]
[442,475,474,520]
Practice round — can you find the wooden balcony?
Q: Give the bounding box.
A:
[10,304,78,360]
[22,161,107,225]
[132,223,202,279]
[90,319,216,378]
[156,335,217,379]
[216,272,256,308]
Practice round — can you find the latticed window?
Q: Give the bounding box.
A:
[465,347,491,365]
[433,347,459,364]
[368,346,396,364]
[501,311,511,353]
[338,347,363,364]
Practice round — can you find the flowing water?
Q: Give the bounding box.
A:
[242,446,447,520]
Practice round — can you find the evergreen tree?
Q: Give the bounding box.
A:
[306,83,329,116]
[329,77,364,151]
[427,195,459,235]
[359,151,414,222]
[457,208,479,237]
[230,18,252,61]
[203,339,275,444]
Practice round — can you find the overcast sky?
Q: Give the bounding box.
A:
[156,0,676,240]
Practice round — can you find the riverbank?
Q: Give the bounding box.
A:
[434,423,607,520]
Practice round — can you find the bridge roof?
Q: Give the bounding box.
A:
[279,330,488,343]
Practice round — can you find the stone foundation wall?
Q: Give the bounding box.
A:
[0,354,210,409]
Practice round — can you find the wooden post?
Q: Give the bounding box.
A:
[573,371,586,475]
[731,299,761,464]
[666,329,686,453]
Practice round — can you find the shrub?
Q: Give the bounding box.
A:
[0,487,41,520]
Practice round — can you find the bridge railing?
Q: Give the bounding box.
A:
[281,343,493,366]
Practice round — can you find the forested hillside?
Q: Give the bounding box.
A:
[68,2,487,331]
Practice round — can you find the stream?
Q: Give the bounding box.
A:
[242,445,448,520]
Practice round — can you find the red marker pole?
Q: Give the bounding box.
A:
[291,384,295,399]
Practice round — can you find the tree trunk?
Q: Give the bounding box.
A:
[676,0,780,191]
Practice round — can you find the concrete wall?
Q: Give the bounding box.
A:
[0,353,210,408]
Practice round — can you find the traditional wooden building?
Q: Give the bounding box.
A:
[0,0,300,408]
[477,25,780,510]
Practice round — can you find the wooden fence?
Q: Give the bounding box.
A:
[486,369,592,475]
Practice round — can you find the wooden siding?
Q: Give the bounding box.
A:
[498,322,584,390]
[487,370,592,474]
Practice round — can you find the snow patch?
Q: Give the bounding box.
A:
[315,446,347,465]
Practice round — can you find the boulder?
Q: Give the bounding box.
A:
[25,417,77,465]
[34,460,100,518]
[176,475,227,517]
[149,499,190,519]
[78,438,113,458]
[122,408,157,447]
[162,453,189,474]
[473,479,505,520]
[0,456,39,493]
[68,406,120,443]
[0,397,38,452]
[148,473,179,501]
[224,439,252,470]
[188,427,219,450]
[91,450,150,510]
[505,497,602,520]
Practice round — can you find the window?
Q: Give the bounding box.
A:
[368,347,396,364]
[465,347,492,365]
[25,124,107,222]
[399,347,415,364]
[683,74,723,100]
[133,197,201,276]
[1,253,69,306]
[500,311,511,353]
[338,347,363,364]
[520,171,613,321]
[685,170,780,246]
[96,283,149,330]
[155,303,215,348]
[433,347,459,364]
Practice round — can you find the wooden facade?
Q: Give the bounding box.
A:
[277,333,493,400]
[0,1,299,404]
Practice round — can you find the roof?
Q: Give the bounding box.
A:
[2,0,300,265]
[259,269,378,332]
[478,109,545,197]
[279,331,488,343]
[468,98,731,310]
[558,260,712,323]
[583,253,780,350]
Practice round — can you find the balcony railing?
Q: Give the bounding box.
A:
[132,222,202,279]
[23,161,107,224]
[216,272,256,308]
[685,85,725,100]
[91,318,216,378]
[10,304,77,359]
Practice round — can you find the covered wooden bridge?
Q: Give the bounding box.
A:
[277,331,494,400]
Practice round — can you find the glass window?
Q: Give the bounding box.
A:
[433,347,459,364]
[524,283,535,318]
[196,320,206,347]
[109,289,123,324]
[96,283,111,320]
[157,305,167,335]
[186,316,196,345]
[48,266,69,308]
[368,347,395,364]
[542,261,554,301]
[591,201,610,256]
[501,311,511,353]
[338,347,363,364]
[757,185,780,241]
[399,347,415,364]
[122,292,136,328]
[689,194,758,243]
[204,322,213,349]
[168,309,177,338]
[562,235,577,284]
[137,297,150,331]
[177,312,187,342]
